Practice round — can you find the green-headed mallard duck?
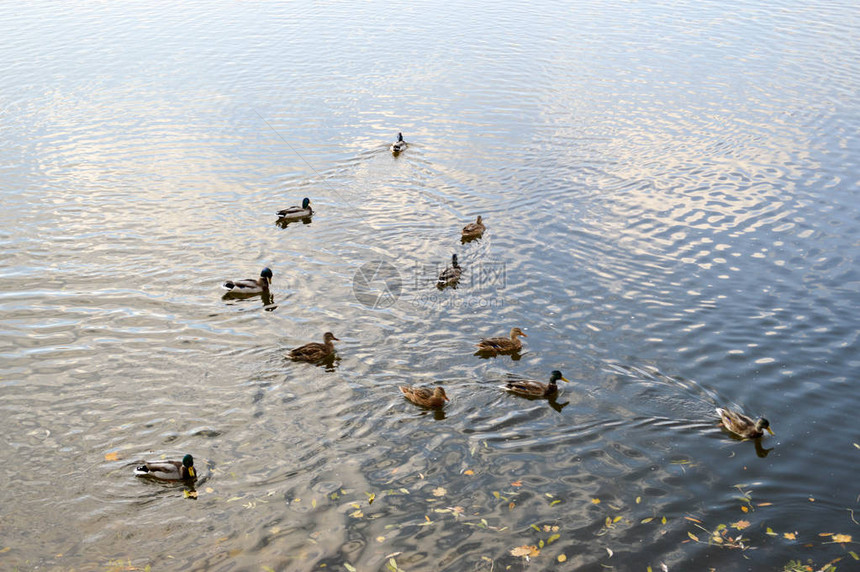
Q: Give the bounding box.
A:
[399,385,449,409]
[461,215,485,239]
[504,370,569,398]
[223,267,272,295]
[477,327,527,354]
[289,332,339,362]
[436,254,462,288]
[277,197,313,220]
[390,132,407,154]
[716,408,774,439]
[135,454,196,481]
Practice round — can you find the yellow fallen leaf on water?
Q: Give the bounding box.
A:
[464,469,474,476]
[104,452,119,461]
[0,547,10,554]
[367,493,376,505]
[758,502,773,507]
[732,520,750,530]
[740,505,749,513]
[349,509,363,518]
[661,516,667,525]
[376,536,385,543]
[685,517,701,524]
[832,534,853,543]
[592,498,601,504]
[557,554,567,562]
[636,496,641,504]
[432,487,446,497]
[784,532,797,540]
[510,545,539,558]
[184,490,197,499]
[687,532,699,542]
[766,527,777,536]
[511,480,523,487]
[508,502,515,510]
[641,517,654,524]
[205,487,214,494]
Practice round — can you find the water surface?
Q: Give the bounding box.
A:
[1,1,859,570]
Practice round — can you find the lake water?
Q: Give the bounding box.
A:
[1,1,858,570]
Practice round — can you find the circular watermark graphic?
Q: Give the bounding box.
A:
[353,260,402,309]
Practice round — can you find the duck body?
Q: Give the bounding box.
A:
[135,454,196,481]
[390,132,407,154]
[716,408,774,439]
[399,385,449,408]
[436,254,462,288]
[477,327,527,354]
[289,332,339,362]
[223,267,273,295]
[461,215,486,239]
[277,197,313,220]
[504,370,569,398]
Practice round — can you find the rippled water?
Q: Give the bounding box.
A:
[2,1,858,570]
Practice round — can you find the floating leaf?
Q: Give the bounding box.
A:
[104,452,119,461]
[351,503,361,509]
[366,493,376,505]
[538,539,544,549]
[432,487,446,497]
[784,532,797,540]
[493,491,500,500]
[606,547,613,558]
[687,532,699,542]
[558,554,567,562]
[312,498,317,509]
[510,545,539,557]
[605,516,612,527]
[387,557,399,572]
[550,499,561,506]
[766,527,777,536]
[636,496,641,504]
[849,551,858,560]
[740,505,749,513]
[641,517,654,524]
[854,443,860,450]
[344,564,357,572]
[205,487,214,494]
[732,520,750,530]
[661,516,667,525]
[511,480,523,487]
[592,498,601,504]
[685,517,702,524]
[758,502,773,507]
[376,536,385,543]
[349,509,363,518]
[833,534,853,543]
[184,490,198,499]
[509,502,515,510]
[464,469,474,476]
[612,516,622,523]
[547,534,560,544]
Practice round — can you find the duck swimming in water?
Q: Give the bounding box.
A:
[476,327,527,355]
[461,215,486,240]
[289,332,339,362]
[135,454,196,481]
[390,132,407,154]
[716,408,774,439]
[504,370,569,398]
[399,385,449,409]
[277,197,313,220]
[436,254,462,288]
[223,267,273,295]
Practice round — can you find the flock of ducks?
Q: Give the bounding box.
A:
[134,132,773,481]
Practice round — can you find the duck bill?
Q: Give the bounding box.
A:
[188,467,196,478]
[560,377,570,383]
[766,427,774,436]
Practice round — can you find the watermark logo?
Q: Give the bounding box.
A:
[353,260,402,309]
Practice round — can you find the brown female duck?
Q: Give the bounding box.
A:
[477,327,527,354]
[289,332,339,362]
[399,385,449,408]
